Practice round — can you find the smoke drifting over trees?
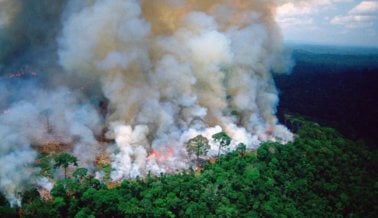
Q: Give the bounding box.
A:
[0,0,295,204]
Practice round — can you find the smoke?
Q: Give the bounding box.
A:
[0,0,68,73]
[0,79,102,204]
[0,0,295,204]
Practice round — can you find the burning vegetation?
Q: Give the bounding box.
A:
[0,0,296,205]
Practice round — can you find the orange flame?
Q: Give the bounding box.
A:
[148,147,174,162]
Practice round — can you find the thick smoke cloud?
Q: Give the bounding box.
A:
[0,0,68,73]
[0,79,101,204]
[0,0,294,204]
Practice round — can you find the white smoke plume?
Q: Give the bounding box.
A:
[0,80,101,204]
[59,0,293,176]
[0,0,295,204]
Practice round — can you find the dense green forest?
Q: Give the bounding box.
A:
[1,119,376,217]
[275,45,378,148]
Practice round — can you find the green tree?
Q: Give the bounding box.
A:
[186,135,210,166]
[53,153,78,179]
[117,198,143,216]
[212,132,231,161]
[37,154,54,178]
[73,168,88,181]
[236,143,247,156]
[14,119,378,217]
[0,193,17,218]
[74,208,95,218]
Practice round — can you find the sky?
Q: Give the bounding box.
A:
[277,0,378,47]
[0,0,376,48]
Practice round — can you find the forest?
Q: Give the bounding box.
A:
[0,118,376,217]
[1,44,377,217]
[275,44,378,148]
[1,0,377,216]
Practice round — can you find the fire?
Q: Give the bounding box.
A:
[148,147,174,162]
[145,147,178,174]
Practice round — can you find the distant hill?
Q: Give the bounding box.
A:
[275,44,378,147]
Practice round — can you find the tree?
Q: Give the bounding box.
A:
[73,168,88,181]
[53,153,78,179]
[236,143,247,156]
[0,191,17,217]
[212,132,231,162]
[186,135,210,166]
[14,119,378,217]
